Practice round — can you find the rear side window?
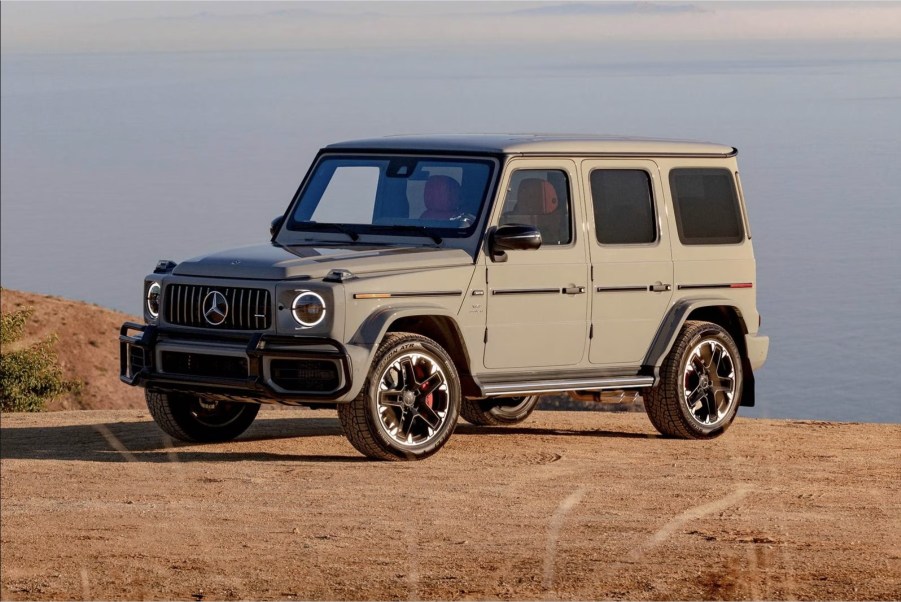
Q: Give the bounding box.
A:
[590,170,656,245]
[669,168,744,245]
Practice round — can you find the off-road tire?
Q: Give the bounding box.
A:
[146,390,260,443]
[337,332,461,460]
[644,320,743,439]
[460,396,540,426]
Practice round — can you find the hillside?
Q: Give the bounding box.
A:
[0,289,144,411]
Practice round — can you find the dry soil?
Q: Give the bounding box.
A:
[1,409,899,600]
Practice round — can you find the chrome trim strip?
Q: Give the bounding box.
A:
[353,290,463,300]
[491,288,560,296]
[596,286,647,293]
[481,376,655,397]
[677,283,752,290]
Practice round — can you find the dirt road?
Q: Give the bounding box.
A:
[1,409,899,600]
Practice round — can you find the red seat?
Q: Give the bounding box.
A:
[512,179,567,244]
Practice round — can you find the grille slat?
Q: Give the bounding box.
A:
[164,284,271,330]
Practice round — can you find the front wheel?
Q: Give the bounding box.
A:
[461,396,540,426]
[146,390,260,443]
[338,333,460,460]
[644,320,743,439]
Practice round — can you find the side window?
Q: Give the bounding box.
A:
[669,168,745,245]
[500,169,572,246]
[590,170,656,245]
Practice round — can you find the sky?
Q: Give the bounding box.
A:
[3,1,901,54]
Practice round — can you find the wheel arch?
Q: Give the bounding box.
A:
[643,298,755,407]
[349,306,478,396]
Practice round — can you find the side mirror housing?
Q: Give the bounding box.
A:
[489,224,542,261]
[270,215,285,238]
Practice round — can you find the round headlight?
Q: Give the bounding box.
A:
[291,291,326,327]
[146,282,161,318]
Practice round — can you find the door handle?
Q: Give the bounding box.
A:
[562,286,586,295]
[649,282,672,292]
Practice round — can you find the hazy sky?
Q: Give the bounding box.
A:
[3,1,901,54]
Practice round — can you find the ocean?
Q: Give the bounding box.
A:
[2,40,900,423]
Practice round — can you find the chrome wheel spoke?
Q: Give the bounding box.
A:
[417,404,442,430]
[399,357,417,388]
[399,410,416,440]
[420,372,444,396]
[379,390,405,408]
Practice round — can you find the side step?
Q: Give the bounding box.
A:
[479,376,655,398]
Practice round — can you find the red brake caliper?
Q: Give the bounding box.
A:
[415,364,434,408]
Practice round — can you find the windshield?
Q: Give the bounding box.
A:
[286,155,495,240]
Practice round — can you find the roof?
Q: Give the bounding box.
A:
[325,134,736,157]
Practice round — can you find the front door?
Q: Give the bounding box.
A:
[583,160,674,366]
[484,159,590,369]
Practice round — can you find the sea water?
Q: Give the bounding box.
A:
[2,41,900,423]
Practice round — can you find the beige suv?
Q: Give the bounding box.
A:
[120,135,769,460]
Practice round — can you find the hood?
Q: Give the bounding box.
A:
[172,243,473,280]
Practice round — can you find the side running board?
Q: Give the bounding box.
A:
[478,376,655,398]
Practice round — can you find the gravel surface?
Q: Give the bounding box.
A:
[1,409,899,600]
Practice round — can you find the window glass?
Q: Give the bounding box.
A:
[670,168,744,245]
[288,156,493,238]
[590,170,656,245]
[311,166,380,224]
[500,169,572,246]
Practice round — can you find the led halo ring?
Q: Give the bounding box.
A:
[291,291,327,327]
[146,282,162,318]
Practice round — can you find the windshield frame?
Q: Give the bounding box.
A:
[275,151,502,257]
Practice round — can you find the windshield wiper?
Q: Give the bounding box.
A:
[292,222,359,241]
[367,224,443,245]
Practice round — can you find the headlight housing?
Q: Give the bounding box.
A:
[291,291,326,327]
[146,282,161,319]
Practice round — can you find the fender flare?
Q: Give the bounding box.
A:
[643,297,748,372]
[349,304,463,348]
[643,297,755,407]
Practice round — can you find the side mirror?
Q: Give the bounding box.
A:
[270,215,285,238]
[489,224,542,261]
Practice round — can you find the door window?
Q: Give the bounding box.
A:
[500,169,572,246]
[590,169,657,245]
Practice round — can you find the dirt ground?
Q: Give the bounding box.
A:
[1,409,899,601]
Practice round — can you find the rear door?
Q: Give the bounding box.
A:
[583,160,674,366]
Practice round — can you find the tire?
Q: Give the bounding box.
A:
[461,396,540,426]
[146,390,260,443]
[644,320,743,439]
[337,332,461,460]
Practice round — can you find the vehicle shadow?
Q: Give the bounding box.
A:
[0,417,365,463]
[454,424,659,439]
[1,416,657,463]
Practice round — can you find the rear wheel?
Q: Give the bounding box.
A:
[146,390,260,443]
[644,320,743,439]
[338,333,460,460]
[461,396,539,426]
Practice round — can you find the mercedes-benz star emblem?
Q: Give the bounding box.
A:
[202,291,228,326]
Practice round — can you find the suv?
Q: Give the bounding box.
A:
[120,135,769,460]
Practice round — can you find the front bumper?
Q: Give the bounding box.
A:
[119,322,352,403]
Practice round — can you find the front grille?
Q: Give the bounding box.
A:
[164,284,271,330]
[270,359,340,392]
[161,351,248,380]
